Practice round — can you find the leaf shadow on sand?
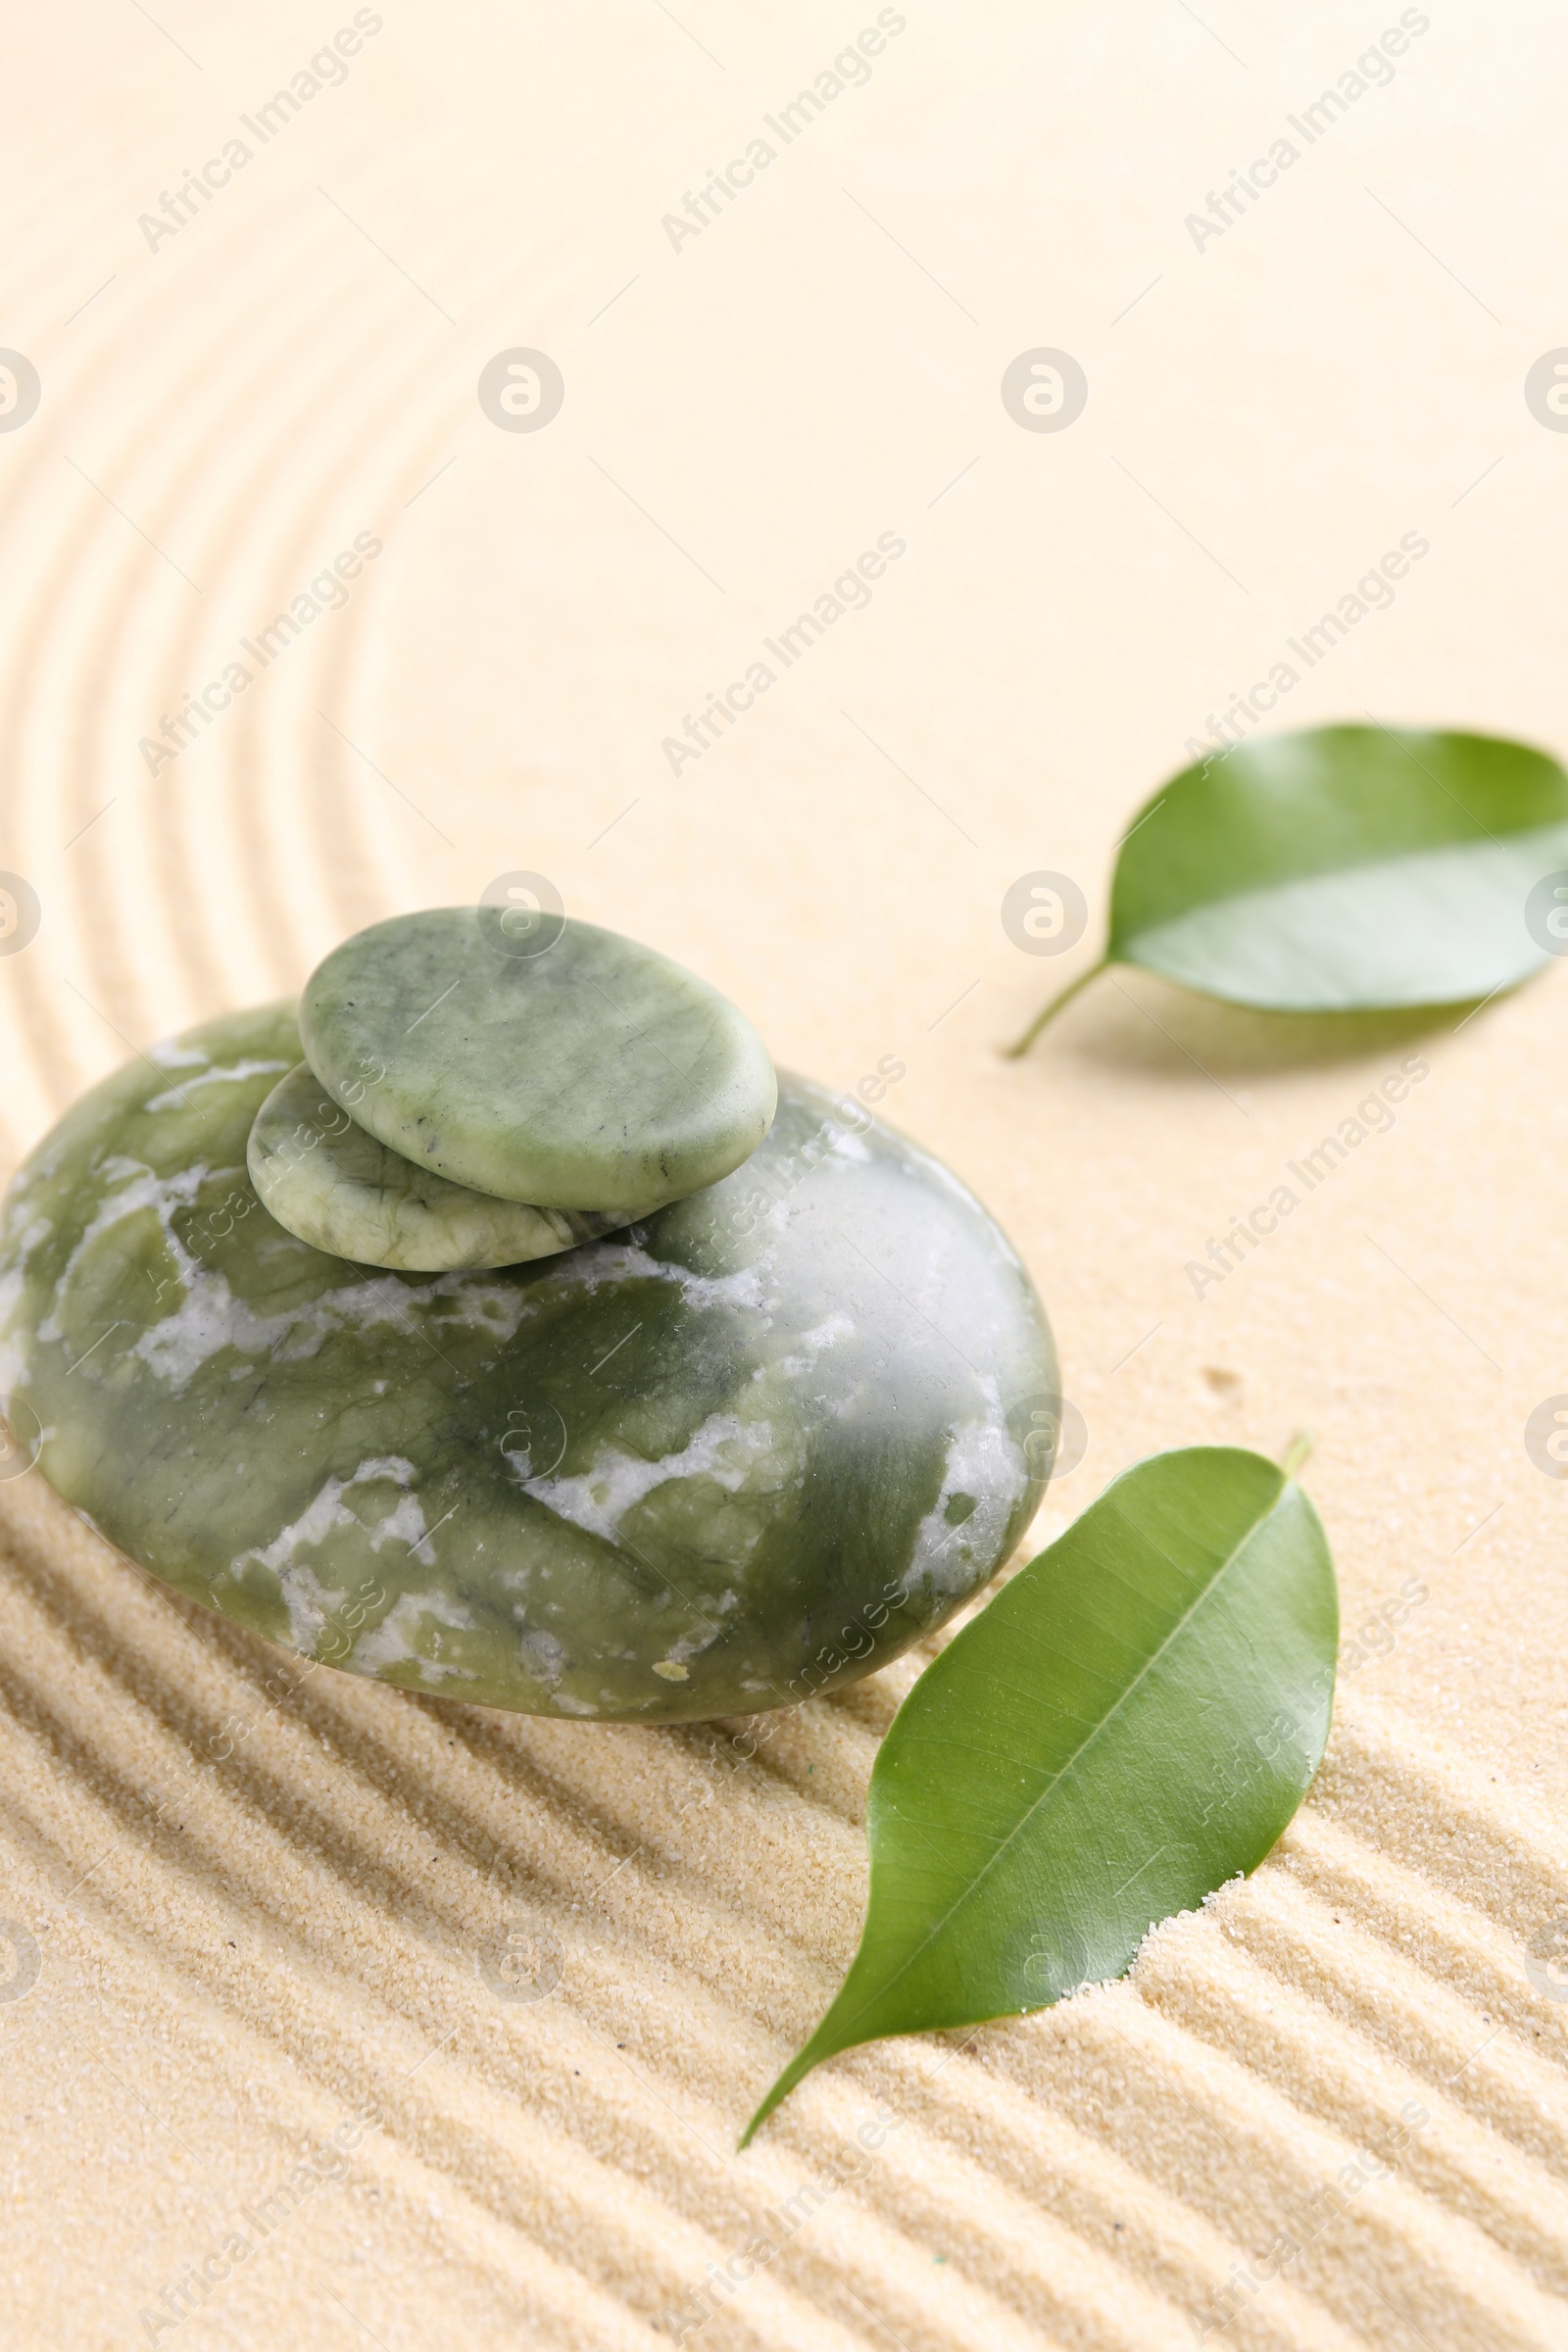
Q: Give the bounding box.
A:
[1004,963,1512,1088]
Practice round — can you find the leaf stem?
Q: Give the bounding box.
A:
[1281,1430,1314,1480]
[1004,956,1110,1058]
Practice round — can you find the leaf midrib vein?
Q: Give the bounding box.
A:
[1124,818,1568,944]
[844,1486,1282,2028]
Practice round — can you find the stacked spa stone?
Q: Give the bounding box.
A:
[246,908,779,1271]
[0,908,1059,1724]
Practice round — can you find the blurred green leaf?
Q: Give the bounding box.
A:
[1010,724,1568,1051]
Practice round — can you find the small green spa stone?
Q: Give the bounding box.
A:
[0,1005,1057,1723]
[300,909,778,1214]
[248,1061,637,1271]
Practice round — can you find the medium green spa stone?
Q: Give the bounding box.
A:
[300,909,778,1214]
[0,1005,1058,1723]
[249,1061,636,1271]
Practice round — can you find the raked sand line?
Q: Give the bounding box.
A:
[0,140,585,1145]
[1,36,1564,2338]
[1,238,422,1072]
[1216,1837,1568,2158]
[0,139,638,1157]
[1,1469,1565,2348]
[1136,1896,1568,2291]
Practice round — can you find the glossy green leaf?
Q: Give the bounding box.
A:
[1009,724,1568,1050]
[742,1446,1337,2142]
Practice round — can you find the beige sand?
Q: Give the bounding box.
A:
[1,5,1565,2344]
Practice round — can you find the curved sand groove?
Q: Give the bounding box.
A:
[0,138,584,1098]
[122,276,436,995]
[46,282,384,1035]
[6,230,436,1046]
[1309,1699,1568,1936]
[1278,1810,1568,2099]
[1205,1844,1568,2156]
[0,245,390,1129]
[6,823,1560,2352]
[27,237,346,881]
[2,134,620,1105]
[0,1632,1108,2349]
[71,257,418,994]
[833,2042,1379,2352]
[2,22,1566,2347]
[2,1461,1567,2350]
[1134,1900,1568,2302]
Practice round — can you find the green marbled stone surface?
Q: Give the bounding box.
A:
[301,909,778,1214]
[0,1004,1058,1722]
[249,1061,633,1271]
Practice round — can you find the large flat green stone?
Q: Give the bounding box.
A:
[0,1005,1057,1722]
[300,909,777,1213]
[249,1062,634,1270]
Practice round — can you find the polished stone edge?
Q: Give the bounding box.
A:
[297,907,780,1212]
[246,1061,659,1271]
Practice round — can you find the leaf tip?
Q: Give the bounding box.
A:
[737,2055,806,2150]
[739,2004,858,2146]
